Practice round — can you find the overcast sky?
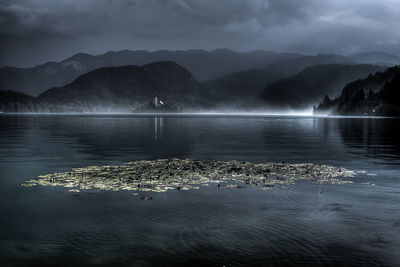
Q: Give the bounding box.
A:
[1,0,400,67]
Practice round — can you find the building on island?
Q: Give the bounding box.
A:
[133,91,181,113]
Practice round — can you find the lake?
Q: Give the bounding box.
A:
[1,114,399,266]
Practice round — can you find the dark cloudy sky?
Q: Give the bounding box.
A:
[1,0,400,67]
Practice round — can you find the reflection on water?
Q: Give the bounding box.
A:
[3,114,399,165]
[337,119,400,162]
[154,116,163,140]
[0,114,399,266]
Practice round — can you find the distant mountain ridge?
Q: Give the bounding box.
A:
[2,49,399,97]
[203,69,285,105]
[348,51,400,66]
[37,61,209,112]
[261,64,386,109]
[0,61,389,113]
[0,49,301,96]
[264,54,355,77]
[0,62,211,112]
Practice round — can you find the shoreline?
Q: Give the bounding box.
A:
[0,112,399,119]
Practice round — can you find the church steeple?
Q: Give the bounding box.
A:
[154,94,158,108]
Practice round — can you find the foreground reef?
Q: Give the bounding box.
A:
[21,159,355,193]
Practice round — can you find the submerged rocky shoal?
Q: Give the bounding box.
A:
[21,159,356,193]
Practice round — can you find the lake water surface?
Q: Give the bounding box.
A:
[1,114,400,266]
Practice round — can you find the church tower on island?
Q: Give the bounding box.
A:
[153,93,164,108]
[154,94,158,108]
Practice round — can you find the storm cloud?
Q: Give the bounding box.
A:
[1,0,399,67]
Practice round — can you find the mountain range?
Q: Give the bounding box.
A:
[264,54,355,77]
[261,64,386,109]
[1,49,399,97]
[348,51,400,66]
[37,62,209,112]
[0,49,300,96]
[203,69,284,105]
[0,49,398,113]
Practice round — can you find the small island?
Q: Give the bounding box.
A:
[133,94,182,113]
[21,158,355,194]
